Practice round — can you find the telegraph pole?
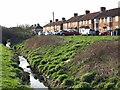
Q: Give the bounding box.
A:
[53,12,54,22]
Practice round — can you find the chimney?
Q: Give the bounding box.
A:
[100,7,106,11]
[55,19,59,22]
[62,17,66,21]
[74,13,78,17]
[50,20,52,23]
[85,10,90,14]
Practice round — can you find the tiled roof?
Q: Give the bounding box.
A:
[97,7,120,18]
[44,20,65,27]
[65,15,84,23]
[80,12,100,21]
[43,22,55,27]
[55,21,64,25]
[36,25,43,29]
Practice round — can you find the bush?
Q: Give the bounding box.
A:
[73,82,91,90]
[104,82,115,89]
[81,72,96,83]
[63,78,74,86]
[57,70,65,75]
[55,65,62,71]
[58,74,68,83]
[48,65,56,70]
[97,82,106,89]
[47,68,56,75]
[108,77,118,84]
[51,72,58,79]
[115,81,120,88]
[40,60,47,65]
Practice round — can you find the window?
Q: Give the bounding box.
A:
[110,27,112,30]
[104,18,106,22]
[76,22,78,25]
[115,16,119,22]
[86,20,87,24]
[107,17,112,22]
[107,17,109,22]
[89,20,91,24]
[79,21,82,25]
[95,18,98,23]
[115,26,119,29]
[100,19,102,23]
[83,21,85,25]
[107,26,112,30]
[110,17,112,22]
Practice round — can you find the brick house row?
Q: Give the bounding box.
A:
[43,7,120,34]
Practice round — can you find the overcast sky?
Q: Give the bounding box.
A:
[0,0,120,27]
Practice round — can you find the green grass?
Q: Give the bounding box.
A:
[0,44,30,90]
[15,36,120,89]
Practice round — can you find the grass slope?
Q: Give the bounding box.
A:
[0,44,30,90]
[16,35,120,89]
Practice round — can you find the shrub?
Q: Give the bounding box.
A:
[81,72,96,83]
[63,78,74,86]
[51,72,58,79]
[108,77,118,84]
[40,60,47,65]
[57,70,65,75]
[97,82,106,89]
[104,82,115,89]
[58,74,68,83]
[42,65,48,72]
[47,68,56,75]
[115,81,120,88]
[48,65,56,70]
[73,82,91,90]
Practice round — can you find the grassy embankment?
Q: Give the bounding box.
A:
[0,44,31,90]
[16,35,120,89]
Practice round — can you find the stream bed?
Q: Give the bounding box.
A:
[18,56,48,90]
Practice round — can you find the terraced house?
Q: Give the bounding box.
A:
[78,10,100,30]
[63,13,84,30]
[43,18,66,33]
[43,7,120,34]
[94,7,120,34]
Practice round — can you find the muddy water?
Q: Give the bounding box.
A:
[18,56,48,90]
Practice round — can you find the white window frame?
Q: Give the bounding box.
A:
[115,16,119,22]
[100,18,102,23]
[86,20,87,25]
[83,21,85,25]
[115,26,119,29]
[107,17,110,22]
[79,21,82,25]
[104,18,106,23]
[89,20,91,24]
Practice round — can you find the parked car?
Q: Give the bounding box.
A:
[45,32,52,35]
[80,29,96,36]
[55,30,67,35]
[99,32,108,36]
[38,31,45,35]
[61,30,79,35]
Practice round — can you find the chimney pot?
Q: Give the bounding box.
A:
[100,7,106,11]
[62,17,66,21]
[74,13,78,17]
[85,10,90,14]
[55,19,59,22]
[50,20,52,23]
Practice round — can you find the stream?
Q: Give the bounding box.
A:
[18,56,48,90]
